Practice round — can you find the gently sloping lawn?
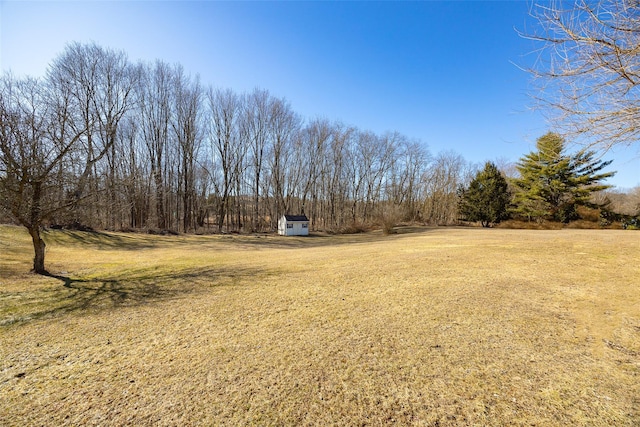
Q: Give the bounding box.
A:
[0,225,638,425]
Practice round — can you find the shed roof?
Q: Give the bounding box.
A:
[283,214,309,222]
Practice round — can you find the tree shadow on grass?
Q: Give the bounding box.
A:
[1,265,265,327]
[42,229,160,251]
[49,274,176,309]
[40,225,440,253]
[234,225,439,250]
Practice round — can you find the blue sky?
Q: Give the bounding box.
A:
[1,0,638,188]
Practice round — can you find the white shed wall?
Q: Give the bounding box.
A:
[278,216,309,236]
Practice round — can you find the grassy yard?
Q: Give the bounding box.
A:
[0,225,638,426]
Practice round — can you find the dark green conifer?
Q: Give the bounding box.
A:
[458,162,511,227]
[512,132,615,222]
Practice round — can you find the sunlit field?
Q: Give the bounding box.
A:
[1,225,638,426]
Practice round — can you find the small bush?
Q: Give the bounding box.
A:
[382,219,397,235]
[376,204,403,235]
[576,206,601,222]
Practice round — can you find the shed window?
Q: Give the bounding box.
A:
[286,224,293,229]
[302,223,308,228]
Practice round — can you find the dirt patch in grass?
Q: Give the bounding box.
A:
[1,225,638,425]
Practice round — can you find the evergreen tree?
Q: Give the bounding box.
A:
[512,132,615,223]
[458,162,511,227]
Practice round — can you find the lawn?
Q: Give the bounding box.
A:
[0,225,638,426]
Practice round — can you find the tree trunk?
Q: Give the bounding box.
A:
[28,226,47,275]
[154,168,166,230]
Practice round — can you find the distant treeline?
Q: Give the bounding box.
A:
[1,42,481,233]
[1,42,637,236]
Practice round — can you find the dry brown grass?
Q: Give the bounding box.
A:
[1,225,638,426]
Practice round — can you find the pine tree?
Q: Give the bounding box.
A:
[512,132,615,223]
[458,162,511,227]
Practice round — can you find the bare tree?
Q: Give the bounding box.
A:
[172,66,202,232]
[601,186,640,215]
[267,97,300,227]
[298,118,333,228]
[119,116,152,229]
[207,87,243,232]
[526,0,640,149]
[243,88,271,231]
[361,131,398,222]
[348,130,375,223]
[423,151,468,225]
[47,43,136,227]
[324,124,355,229]
[0,75,85,274]
[393,139,431,222]
[282,128,307,218]
[138,60,173,230]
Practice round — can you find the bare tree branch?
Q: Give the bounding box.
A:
[524,0,640,150]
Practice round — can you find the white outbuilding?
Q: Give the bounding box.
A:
[277,214,309,236]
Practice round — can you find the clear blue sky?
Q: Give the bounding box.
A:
[1,0,638,188]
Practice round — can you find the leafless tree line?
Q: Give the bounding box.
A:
[1,42,481,244]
